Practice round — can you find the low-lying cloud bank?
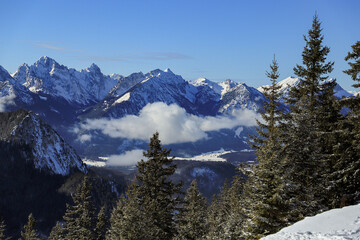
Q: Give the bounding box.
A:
[76,102,260,145]
[107,149,145,166]
[0,94,15,112]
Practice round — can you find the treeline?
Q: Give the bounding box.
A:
[1,14,360,240]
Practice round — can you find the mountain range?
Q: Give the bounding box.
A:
[0,56,355,162]
[0,56,355,237]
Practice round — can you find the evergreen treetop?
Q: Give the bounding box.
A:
[176,179,208,240]
[20,213,40,240]
[62,176,96,240]
[0,219,6,240]
[292,13,334,111]
[344,41,360,88]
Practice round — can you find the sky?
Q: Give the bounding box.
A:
[0,0,359,91]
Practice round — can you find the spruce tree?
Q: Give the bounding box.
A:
[175,180,208,240]
[0,219,6,240]
[243,57,289,239]
[223,175,245,239]
[95,205,109,240]
[205,185,228,239]
[134,132,182,240]
[49,221,64,240]
[21,213,40,240]
[106,195,125,240]
[281,13,335,221]
[206,178,245,240]
[344,41,360,89]
[328,41,360,207]
[62,176,96,240]
[106,133,182,240]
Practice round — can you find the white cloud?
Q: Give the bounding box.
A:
[0,93,15,112]
[78,134,92,143]
[107,149,145,166]
[78,102,260,144]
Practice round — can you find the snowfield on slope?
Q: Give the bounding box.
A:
[262,204,360,240]
[175,149,231,162]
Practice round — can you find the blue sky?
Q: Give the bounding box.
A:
[1,0,359,90]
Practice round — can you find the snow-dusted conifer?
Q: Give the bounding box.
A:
[134,132,182,239]
[282,13,335,220]
[244,57,289,239]
[328,41,360,207]
[20,213,40,240]
[175,179,208,240]
[62,176,96,240]
[95,205,109,240]
[49,221,64,240]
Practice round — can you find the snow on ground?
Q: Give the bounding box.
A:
[175,149,230,162]
[262,204,360,240]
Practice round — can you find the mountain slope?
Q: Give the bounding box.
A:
[0,109,86,175]
[0,65,35,106]
[79,68,199,119]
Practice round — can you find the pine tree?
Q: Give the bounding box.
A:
[21,213,40,240]
[344,41,360,89]
[223,175,245,239]
[243,57,289,239]
[205,186,228,239]
[49,222,64,240]
[328,41,360,207]
[281,13,335,221]
[106,195,125,240]
[175,180,208,240]
[206,177,245,240]
[134,132,182,240]
[0,219,6,240]
[62,176,96,240]
[95,205,109,240]
[106,132,182,240]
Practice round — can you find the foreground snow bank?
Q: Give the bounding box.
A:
[262,204,360,240]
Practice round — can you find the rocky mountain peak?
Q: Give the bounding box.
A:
[0,109,87,175]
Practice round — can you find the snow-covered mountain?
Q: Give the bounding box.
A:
[12,56,118,105]
[80,68,199,118]
[1,57,356,161]
[258,76,354,102]
[0,65,35,106]
[262,203,360,240]
[0,109,87,175]
[80,69,268,119]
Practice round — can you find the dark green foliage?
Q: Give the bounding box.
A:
[134,132,183,239]
[106,196,125,240]
[244,57,289,239]
[95,205,109,240]
[326,41,360,207]
[206,176,245,239]
[281,13,337,221]
[20,213,40,240]
[176,180,208,240]
[62,176,96,240]
[0,140,68,238]
[48,222,64,240]
[344,41,360,89]
[106,184,149,240]
[0,219,6,240]
[292,14,334,111]
[106,132,182,240]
